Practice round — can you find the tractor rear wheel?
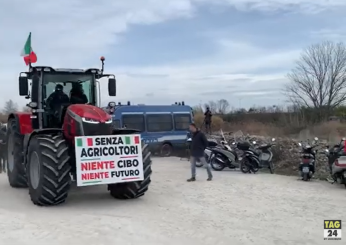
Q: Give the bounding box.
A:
[6,118,27,187]
[108,143,152,199]
[26,134,71,206]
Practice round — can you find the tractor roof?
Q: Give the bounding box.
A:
[23,66,107,79]
[28,66,101,74]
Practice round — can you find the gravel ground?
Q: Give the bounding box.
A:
[0,157,345,245]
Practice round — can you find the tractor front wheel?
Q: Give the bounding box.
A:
[26,134,71,206]
[108,143,152,199]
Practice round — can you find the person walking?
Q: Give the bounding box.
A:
[187,123,213,182]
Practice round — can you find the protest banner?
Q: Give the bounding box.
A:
[75,134,143,186]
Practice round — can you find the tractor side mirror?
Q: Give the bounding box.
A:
[19,77,28,96]
[108,78,116,96]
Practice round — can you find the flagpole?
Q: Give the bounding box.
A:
[28,32,32,71]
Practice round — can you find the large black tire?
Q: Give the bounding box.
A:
[6,118,27,187]
[108,143,152,199]
[0,129,6,172]
[26,134,71,206]
[0,143,5,173]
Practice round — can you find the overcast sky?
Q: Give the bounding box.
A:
[1,0,346,109]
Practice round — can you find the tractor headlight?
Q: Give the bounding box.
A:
[82,117,99,124]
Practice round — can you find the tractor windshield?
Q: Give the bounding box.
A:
[43,73,95,105]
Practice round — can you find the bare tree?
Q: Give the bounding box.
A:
[285,41,346,115]
[2,100,18,115]
[216,99,230,114]
[192,104,203,114]
[204,101,217,113]
[258,106,267,113]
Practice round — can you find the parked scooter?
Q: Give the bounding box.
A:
[323,138,346,187]
[208,130,239,171]
[298,137,319,181]
[236,140,259,173]
[255,138,276,174]
[238,138,276,174]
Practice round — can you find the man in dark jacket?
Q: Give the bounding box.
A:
[187,123,213,181]
[46,84,70,127]
[70,83,88,104]
[46,84,70,109]
[204,107,212,134]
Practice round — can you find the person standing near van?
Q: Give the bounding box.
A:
[204,107,212,134]
[187,123,213,181]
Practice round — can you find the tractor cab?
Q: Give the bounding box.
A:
[18,57,116,130]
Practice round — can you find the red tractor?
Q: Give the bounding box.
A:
[6,57,152,206]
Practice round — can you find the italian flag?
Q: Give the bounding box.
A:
[20,32,37,66]
[125,135,140,145]
[76,138,93,147]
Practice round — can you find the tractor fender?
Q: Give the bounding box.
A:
[23,128,63,165]
[8,113,32,135]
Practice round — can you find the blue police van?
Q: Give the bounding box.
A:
[110,103,193,156]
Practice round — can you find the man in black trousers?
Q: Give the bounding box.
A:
[187,123,213,181]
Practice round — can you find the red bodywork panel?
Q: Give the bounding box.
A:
[12,105,110,137]
[68,104,111,123]
[15,112,33,135]
[63,104,112,143]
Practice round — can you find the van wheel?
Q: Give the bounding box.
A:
[160,143,172,157]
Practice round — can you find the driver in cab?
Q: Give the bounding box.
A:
[70,83,88,104]
[46,84,70,110]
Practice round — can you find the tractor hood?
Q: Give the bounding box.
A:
[68,104,111,123]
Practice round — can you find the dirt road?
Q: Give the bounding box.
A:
[0,157,345,245]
